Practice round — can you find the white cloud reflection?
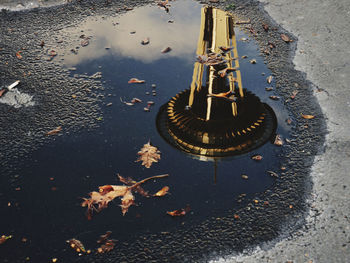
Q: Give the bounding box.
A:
[62,0,202,66]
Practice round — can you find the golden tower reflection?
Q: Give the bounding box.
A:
[156,6,277,159]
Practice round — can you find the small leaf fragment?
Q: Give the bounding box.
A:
[274,134,283,146]
[249,59,257,64]
[241,174,248,180]
[66,238,86,253]
[267,170,279,178]
[16,51,22,59]
[267,75,273,84]
[281,34,293,43]
[301,114,315,119]
[251,155,263,161]
[128,78,145,84]
[262,23,269,32]
[46,126,62,136]
[154,186,169,197]
[141,38,150,45]
[291,90,298,99]
[269,95,280,100]
[167,205,190,217]
[233,214,240,219]
[0,235,12,245]
[161,47,172,53]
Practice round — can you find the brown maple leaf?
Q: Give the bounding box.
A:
[136,141,161,168]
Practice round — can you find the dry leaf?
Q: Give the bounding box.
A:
[249,59,257,64]
[269,95,280,100]
[267,75,273,84]
[167,205,190,217]
[97,239,115,253]
[16,51,22,59]
[154,186,169,197]
[128,78,145,84]
[267,170,279,177]
[301,114,315,119]
[46,126,62,136]
[286,118,292,125]
[291,90,298,99]
[82,174,168,218]
[161,47,172,53]
[197,53,226,66]
[241,174,248,180]
[265,87,273,91]
[262,23,269,32]
[0,89,6,97]
[141,38,150,45]
[0,235,12,245]
[97,231,112,244]
[131,98,142,103]
[218,67,236,77]
[281,34,293,42]
[136,141,161,168]
[219,46,233,53]
[235,20,251,25]
[274,134,283,146]
[207,90,236,102]
[234,214,240,219]
[251,155,263,161]
[81,38,89,47]
[66,238,86,253]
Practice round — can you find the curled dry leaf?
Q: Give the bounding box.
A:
[265,87,273,91]
[141,38,150,45]
[16,51,22,59]
[197,53,226,66]
[301,114,315,119]
[46,126,62,136]
[281,34,293,43]
[97,231,112,244]
[0,89,6,97]
[154,186,169,197]
[207,90,236,102]
[167,205,190,217]
[136,141,161,168]
[249,59,257,64]
[251,155,263,161]
[161,47,172,53]
[131,98,142,103]
[267,75,273,84]
[274,134,283,146]
[66,238,86,253]
[0,235,12,245]
[128,78,145,84]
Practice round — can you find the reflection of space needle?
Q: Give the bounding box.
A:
[156,6,277,159]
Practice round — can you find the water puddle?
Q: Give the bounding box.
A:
[0,0,291,261]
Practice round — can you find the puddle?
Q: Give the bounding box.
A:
[0,0,291,261]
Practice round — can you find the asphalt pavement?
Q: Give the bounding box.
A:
[213,0,350,262]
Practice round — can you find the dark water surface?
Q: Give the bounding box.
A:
[0,0,291,261]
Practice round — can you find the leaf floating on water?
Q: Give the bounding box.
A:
[267,75,273,84]
[97,231,112,244]
[46,126,62,136]
[66,238,86,253]
[0,235,12,245]
[16,51,22,59]
[301,114,315,119]
[274,134,283,146]
[128,78,145,84]
[131,98,142,103]
[197,53,226,66]
[136,141,161,168]
[241,174,248,180]
[219,46,233,53]
[81,38,89,47]
[251,155,263,161]
[141,38,150,45]
[97,239,116,254]
[120,97,134,106]
[265,87,273,91]
[235,19,251,25]
[249,59,257,64]
[281,34,293,43]
[154,186,169,197]
[267,170,279,178]
[161,47,172,53]
[167,205,190,217]
[218,67,236,78]
[82,174,168,218]
[269,95,280,100]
